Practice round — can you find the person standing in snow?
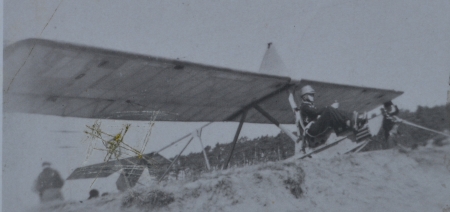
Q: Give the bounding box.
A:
[297,85,368,148]
[33,162,64,203]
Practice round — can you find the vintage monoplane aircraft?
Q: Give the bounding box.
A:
[4,39,403,187]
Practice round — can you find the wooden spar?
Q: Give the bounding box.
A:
[158,136,194,182]
[288,90,304,155]
[194,128,211,170]
[253,104,298,143]
[288,90,304,130]
[224,110,248,169]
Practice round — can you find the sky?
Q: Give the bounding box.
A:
[3,0,450,211]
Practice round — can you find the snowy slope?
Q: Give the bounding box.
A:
[34,143,450,212]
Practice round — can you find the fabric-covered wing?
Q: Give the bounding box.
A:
[296,80,403,112]
[4,39,403,125]
[4,39,291,123]
[255,79,403,122]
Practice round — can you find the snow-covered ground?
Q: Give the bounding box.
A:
[33,142,450,212]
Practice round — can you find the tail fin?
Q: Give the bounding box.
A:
[258,43,291,77]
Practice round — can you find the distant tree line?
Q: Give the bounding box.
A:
[170,105,449,178]
[169,134,295,179]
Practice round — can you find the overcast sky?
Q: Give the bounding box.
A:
[3,1,450,210]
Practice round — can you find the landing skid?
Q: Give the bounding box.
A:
[289,132,371,160]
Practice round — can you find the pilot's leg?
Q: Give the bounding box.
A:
[307,107,352,137]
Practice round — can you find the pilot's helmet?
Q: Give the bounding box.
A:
[300,85,315,97]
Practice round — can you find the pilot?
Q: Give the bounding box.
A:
[297,85,368,138]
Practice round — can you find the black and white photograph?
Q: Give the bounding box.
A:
[3,0,450,211]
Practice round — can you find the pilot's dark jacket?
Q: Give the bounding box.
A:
[300,101,325,124]
[300,101,352,137]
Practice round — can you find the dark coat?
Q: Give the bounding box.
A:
[300,101,325,125]
[34,167,64,194]
[382,105,399,139]
[299,101,353,137]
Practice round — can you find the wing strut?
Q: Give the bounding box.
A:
[224,109,248,169]
[154,122,213,155]
[158,136,194,182]
[288,89,305,156]
[253,105,298,143]
[193,128,211,170]
[158,127,213,180]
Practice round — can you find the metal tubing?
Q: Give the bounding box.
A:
[158,136,194,182]
[155,122,212,155]
[195,129,211,170]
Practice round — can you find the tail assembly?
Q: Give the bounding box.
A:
[258,43,292,77]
